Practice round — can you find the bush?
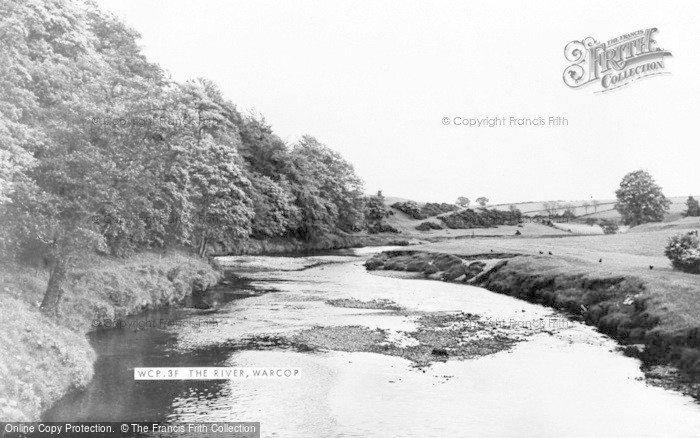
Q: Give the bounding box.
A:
[415,221,443,231]
[364,193,391,221]
[439,208,519,229]
[391,201,426,220]
[664,233,700,274]
[367,222,399,234]
[421,203,458,217]
[599,219,619,235]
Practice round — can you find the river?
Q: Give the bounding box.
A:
[45,248,700,437]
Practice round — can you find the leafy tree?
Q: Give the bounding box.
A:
[365,191,390,222]
[615,170,670,226]
[683,196,700,217]
[249,174,299,238]
[0,0,370,314]
[288,136,365,240]
[236,114,290,179]
[174,79,256,256]
[0,0,140,313]
[456,196,470,208]
[475,197,489,207]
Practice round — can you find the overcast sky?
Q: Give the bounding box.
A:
[96,0,700,204]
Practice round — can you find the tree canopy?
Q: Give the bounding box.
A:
[614,170,670,226]
[0,0,366,313]
[684,196,700,217]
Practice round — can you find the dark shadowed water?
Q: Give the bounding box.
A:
[45,248,700,437]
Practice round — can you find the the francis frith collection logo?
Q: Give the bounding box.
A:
[563,28,672,92]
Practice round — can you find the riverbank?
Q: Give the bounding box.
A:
[43,252,700,435]
[0,232,418,421]
[0,251,220,421]
[208,233,420,256]
[364,232,700,398]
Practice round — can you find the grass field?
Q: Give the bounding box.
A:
[381,206,573,238]
[380,194,698,241]
[368,214,700,382]
[376,191,700,337]
[413,217,700,330]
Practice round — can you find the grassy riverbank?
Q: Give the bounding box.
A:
[0,251,220,421]
[209,233,417,256]
[365,217,700,393]
[0,231,414,421]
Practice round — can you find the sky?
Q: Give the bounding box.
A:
[95,0,700,204]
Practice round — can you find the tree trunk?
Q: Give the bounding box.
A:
[40,258,67,316]
[198,234,208,258]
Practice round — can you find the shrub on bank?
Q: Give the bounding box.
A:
[367,222,400,234]
[599,219,620,235]
[439,208,519,229]
[421,203,459,217]
[391,201,461,221]
[391,201,426,220]
[415,221,444,231]
[0,251,220,421]
[664,233,700,274]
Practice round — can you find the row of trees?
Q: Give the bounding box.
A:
[456,196,489,208]
[0,0,366,313]
[543,201,606,217]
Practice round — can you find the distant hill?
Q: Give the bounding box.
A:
[381,195,699,238]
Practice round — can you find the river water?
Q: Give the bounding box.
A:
[45,248,700,437]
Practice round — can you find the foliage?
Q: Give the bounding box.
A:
[664,233,700,274]
[439,208,519,229]
[391,201,426,220]
[615,170,671,226]
[684,196,700,217]
[415,221,444,231]
[421,202,458,217]
[456,196,470,207]
[365,191,391,222]
[0,0,365,313]
[599,219,619,235]
[367,223,399,234]
[287,136,365,240]
[364,191,396,234]
[475,197,489,207]
[248,174,299,238]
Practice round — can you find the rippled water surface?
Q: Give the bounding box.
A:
[46,248,700,437]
